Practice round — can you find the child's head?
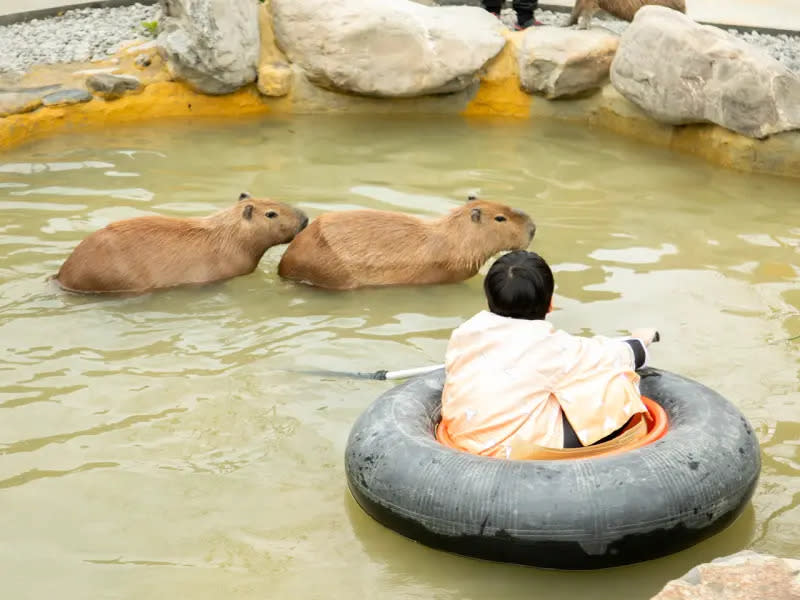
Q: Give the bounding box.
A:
[483,250,554,320]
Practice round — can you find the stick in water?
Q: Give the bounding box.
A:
[299,331,662,381]
[375,364,445,381]
[295,363,444,381]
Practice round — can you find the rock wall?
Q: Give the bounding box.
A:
[2,0,800,180]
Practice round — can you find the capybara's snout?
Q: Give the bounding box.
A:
[290,206,309,233]
[512,207,536,244]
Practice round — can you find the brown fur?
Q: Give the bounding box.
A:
[277,198,535,290]
[567,0,685,28]
[56,194,308,294]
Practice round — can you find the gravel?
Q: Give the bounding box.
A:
[734,29,800,73]
[508,8,800,73]
[0,1,798,76]
[0,3,161,75]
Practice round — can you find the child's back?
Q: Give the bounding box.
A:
[439,251,656,459]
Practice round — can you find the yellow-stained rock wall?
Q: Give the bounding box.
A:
[1,30,799,180]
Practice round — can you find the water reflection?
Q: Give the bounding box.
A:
[344,490,758,600]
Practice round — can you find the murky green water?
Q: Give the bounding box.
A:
[1,114,798,599]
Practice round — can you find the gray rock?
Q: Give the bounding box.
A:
[86,73,143,99]
[518,27,618,99]
[156,0,260,95]
[134,54,152,68]
[610,6,800,139]
[41,88,93,106]
[271,0,506,98]
[651,551,800,600]
[0,91,44,116]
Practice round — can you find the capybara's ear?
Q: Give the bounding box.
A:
[239,192,251,201]
[471,207,482,223]
[242,204,254,220]
[467,194,478,202]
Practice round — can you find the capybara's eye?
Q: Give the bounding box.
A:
[266,211,279,219]
[494,215,507,222]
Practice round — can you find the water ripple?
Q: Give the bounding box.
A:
[0,407,187,456]
[0,462,118,489]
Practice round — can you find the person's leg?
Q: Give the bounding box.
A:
[562,411,633,448]
[482,0,503,16]
[562,411,582,448]
[512,0,540,28]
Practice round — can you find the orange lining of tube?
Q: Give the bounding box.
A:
[436,396,668,460]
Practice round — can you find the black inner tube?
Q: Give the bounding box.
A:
[345,367,761,569]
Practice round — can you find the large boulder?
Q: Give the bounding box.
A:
[518,27,618,99]
[610,6,800,139]
[651,551,800,600]
[157,0,260,95]
[270,0,506,98]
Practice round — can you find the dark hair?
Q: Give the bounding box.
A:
[483,250,554,320]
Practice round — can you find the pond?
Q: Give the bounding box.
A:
[1,114,798,599]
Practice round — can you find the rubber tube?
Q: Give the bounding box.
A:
[345,367,761,569]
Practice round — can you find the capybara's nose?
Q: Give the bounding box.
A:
[300,215,309,231]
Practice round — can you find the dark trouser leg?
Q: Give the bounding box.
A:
[482,0,503,14]
[512,0,538,25]
[562,412,582,448]
[562,411,633,448]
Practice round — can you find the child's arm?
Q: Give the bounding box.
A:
[622,328,660,369]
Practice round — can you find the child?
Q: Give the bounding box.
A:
[482,0,543,30]
[439,250,658,459]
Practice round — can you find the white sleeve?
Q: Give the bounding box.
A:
[593,335,647,369]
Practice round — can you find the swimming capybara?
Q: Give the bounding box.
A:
[277,196,536,290]
[55,193,308,294]
[567,0,686,28]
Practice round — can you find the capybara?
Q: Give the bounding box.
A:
[277,196,536,290]
[567,0,686,28]
[55,193,308,294]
